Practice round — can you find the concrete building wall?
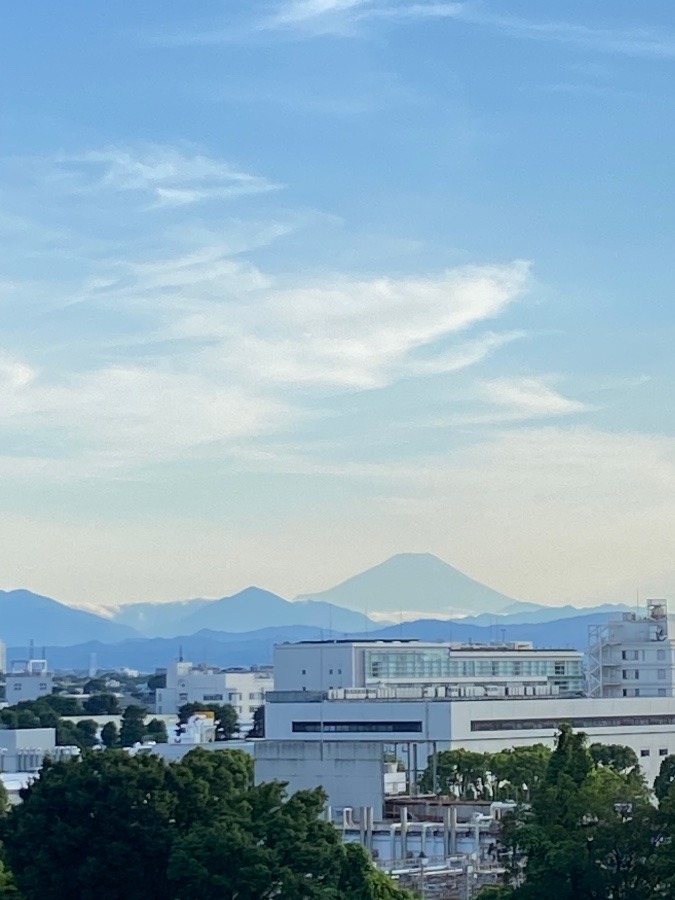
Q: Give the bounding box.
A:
[266,694,675,784]
[0,728,56,773]
[5,674,53,703]
[274,644,354,692]
[265,698,452,744]
[254,740,386,814]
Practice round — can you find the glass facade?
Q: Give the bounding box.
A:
[365,649,583,682]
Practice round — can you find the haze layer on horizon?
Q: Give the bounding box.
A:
[2,1,675,608]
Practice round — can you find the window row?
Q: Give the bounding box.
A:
[292,720,423,734]
[471,714,675,732]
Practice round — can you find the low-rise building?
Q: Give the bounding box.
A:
[5,659,52,703]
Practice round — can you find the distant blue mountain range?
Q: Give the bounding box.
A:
[114,587,375,637]
[0,590,136,647]
[1,553,632,669]
[17,610,617,672]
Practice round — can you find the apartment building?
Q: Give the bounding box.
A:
[589,601,675,698]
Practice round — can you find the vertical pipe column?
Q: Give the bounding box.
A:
[366,806,374,852]
[412,743,418,791]
[443,806,452,858]
[401,806,408,859]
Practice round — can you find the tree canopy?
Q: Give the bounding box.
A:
[178,701,239,740]
[119,704,147,747]
[83,693,120,715]
[0,748,411,900]
[421,744,551,800]
[488,726,662,900]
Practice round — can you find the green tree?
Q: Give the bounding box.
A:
[589,743,639,774]
[39,695,83,717]
[55,719,86,749]
[0,781,9,815]
[75,719,99,750]
[247,704,265,738]
[1,747,408,900]
[147,673,166,691]
[119,705,147,747]
[499,726,656,900]
[145,718,168,744]
[338,843,413,899]
[15,710,41,730]
[0,859,21,897]
[178,702,238,741]
[83,693,119,715]
[419,747,491,797]
[0,711,18,729]
[489,745,551,800]
[2,752,178,900]
[654,753,675,802]
[100,721,119,748]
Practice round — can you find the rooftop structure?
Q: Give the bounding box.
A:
[588,601,675,698]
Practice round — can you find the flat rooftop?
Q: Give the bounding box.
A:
[284,639,578,653]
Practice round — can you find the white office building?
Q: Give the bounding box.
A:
[156,660,273,731]
[260,692,675,810]
[274,639,585,697]
[589,601,675,698]
[256,629,675,815]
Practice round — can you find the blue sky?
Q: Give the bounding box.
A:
[2,0,675,610]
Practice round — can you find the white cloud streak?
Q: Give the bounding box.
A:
[0,143,537,477]
[54,146,281,208]
[257,0,675,59]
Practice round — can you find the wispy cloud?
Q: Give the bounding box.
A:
[218,0,675,59]
[479,376,590,420]
[0,144,533,479]
[483,15,675,59]
[52,145,281,208]
[274,0,370,25]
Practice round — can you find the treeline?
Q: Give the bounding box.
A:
[473,725,675,899]
[0,695,167,749]
[0,748,412,900]
[420,741,641,801]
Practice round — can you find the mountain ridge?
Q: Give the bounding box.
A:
[20,609,613,671]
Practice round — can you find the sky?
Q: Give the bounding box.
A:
[1,0,675,610]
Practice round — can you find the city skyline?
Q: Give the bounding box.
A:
[2,1,675,607]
